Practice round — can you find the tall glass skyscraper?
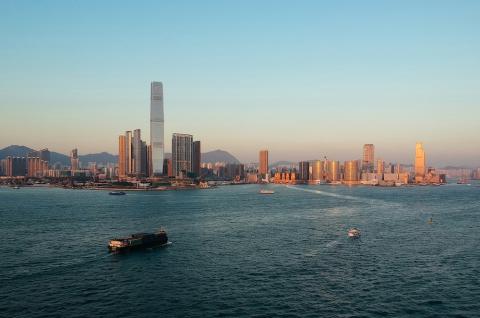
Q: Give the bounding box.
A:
[172,133,193,178]
[150,82,164,176]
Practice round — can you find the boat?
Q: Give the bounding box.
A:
[12,186,20,189]
[457,177,470,185]
[259,189,275,194]
[108,229,168,253]
[348,228,361,239]
[109,191,126,195]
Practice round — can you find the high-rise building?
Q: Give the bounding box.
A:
[376,159,384,174]
[125,131,133,175]
[326,160,340,182]
[172,133,193,178]
[38,148,50,165]
[141,141,147,176]
[118,135,126,177]
[259,150,269,176]
[362,144,375,172]
[344,160,360,183]
[70,149,79,171]
[311,160,324,182]
[415,142,426,182]
[192,141,201,178]
[150,82,164,176]
[298,161,310,181]
[133,129,142,176]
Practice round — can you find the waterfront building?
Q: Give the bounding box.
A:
[150,81,164,176]
[311,160,324,182]
[147,145,153,177]
[415,142,426,182]
[376,159,384,174]
[193,141,201,178]
[163,158,174,177]
[172,133,193,178]
[6,157,27,176]
[70,149,79,171]
[259,150,269,177]
[125,131,133,175]
[27,157,47,177]
[133,129,142,176]
[362,144,375,172]
[298,161,310,181]
[344,160,360,184]
[118,135,126,177]
[326,160,340,182]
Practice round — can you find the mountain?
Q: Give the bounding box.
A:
[0,145,241,165]
[201,149,240,164]
[0,145,35,158]
[0,145,117,166]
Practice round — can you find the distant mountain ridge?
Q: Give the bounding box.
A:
[0,145,241,166]
[0,145,117,166]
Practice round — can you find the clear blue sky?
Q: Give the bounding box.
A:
[1,0,479,166]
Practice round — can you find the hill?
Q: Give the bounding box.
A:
[0,145,241,166]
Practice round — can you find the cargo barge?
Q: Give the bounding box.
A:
[108,229,168,252]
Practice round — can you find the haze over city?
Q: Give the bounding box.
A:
[1,1,479,166]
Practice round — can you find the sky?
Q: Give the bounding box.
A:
[0,0,479,166]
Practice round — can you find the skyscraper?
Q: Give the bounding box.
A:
[298,161,310,181]
[311,160,324,182]
[70,149,79,171]
[259,150,269,176]
[415,142,426,182]
[362,144,375,172]
[326,160,340,182]
[125,131,133,175]
[192,141,201,177]
[376,159,384,174]
[344,160,360,183]
[172,133,193,178]
[133,129,142,176]
[150,82,164,176]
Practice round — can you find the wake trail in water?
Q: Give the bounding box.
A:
[286,185,402,207]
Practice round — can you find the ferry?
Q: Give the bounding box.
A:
[109,191,126,195]
[108,229,168,253]
[259,189,275,194]
[348,228,361,239]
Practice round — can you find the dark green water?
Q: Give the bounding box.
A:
[1,184,479,317]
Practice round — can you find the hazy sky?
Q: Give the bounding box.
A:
[1,1,479,166]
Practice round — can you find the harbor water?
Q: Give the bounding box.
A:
[1,184,479,317]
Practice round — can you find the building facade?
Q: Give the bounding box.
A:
[150,82,164,176]
[362,144,375,172]
[415,142,426,182]
[172,133,193,178]
[192,141,201,178]
[259,150,269,177]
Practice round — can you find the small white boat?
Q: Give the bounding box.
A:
[348,228,361,238]
[12,186,20,189]
[259,189,275,194]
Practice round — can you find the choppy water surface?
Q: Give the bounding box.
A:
[1,184,479,317]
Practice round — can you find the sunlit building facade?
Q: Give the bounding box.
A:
[326,160,340,182]
[362,144,375,172]
[150,82,164,176]
[311,160,324,182]
[344,160,360,184]
[259,150,269,177]
[415,142,426,182]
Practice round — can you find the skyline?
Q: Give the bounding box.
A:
[1,1,479,165]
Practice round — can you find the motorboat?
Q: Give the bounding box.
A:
[109,191,126,195]
[348,228,361,239]
[259,189,275,194]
